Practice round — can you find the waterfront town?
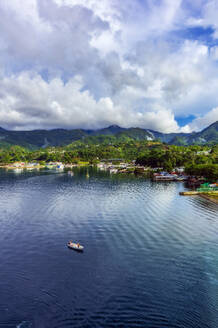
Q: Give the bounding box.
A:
[2,160,218,199]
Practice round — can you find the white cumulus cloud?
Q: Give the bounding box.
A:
[0,0,218,132]
[0,72,180,132]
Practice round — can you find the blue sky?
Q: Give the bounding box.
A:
[175,115,196,127]
[0,0,218,132]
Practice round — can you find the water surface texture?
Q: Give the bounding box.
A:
[0,168,218,328]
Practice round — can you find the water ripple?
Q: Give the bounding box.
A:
[0,169,217,327]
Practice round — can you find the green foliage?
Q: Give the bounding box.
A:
[135,144,216,172]
[185,164,218,180]
[0,136,217,178]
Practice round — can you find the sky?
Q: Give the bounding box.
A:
[1,0,218,132]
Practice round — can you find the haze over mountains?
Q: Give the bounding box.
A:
[0,121,217,149]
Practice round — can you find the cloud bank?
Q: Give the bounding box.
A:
[0,0,218,132]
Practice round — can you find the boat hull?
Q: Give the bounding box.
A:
[67,242,84,252]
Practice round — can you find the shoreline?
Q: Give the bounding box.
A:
[180,190,218,205]
[199,194,218,204]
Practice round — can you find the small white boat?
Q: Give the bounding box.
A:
[67,241,84,252]
[13,168,23,174]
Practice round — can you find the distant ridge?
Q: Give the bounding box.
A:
[0,121,217,149]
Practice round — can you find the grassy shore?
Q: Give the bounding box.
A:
[199,193,218,204]
[180,191,218,204]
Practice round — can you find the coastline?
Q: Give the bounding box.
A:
[199,194,218,204]
[180,190,218,205]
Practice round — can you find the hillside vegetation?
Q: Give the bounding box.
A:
[0,121,217,149]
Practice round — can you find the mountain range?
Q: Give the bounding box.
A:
[0,121,217,149]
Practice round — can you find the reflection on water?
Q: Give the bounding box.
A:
[0,167,217,328]
[17,322,32,328]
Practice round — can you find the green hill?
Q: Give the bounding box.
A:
[0,121,217,149]
[188,121,218,145]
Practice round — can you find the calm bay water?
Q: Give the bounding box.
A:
[0,168,218,328]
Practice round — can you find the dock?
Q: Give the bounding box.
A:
[180,191,218,196]
[179,191,199,195]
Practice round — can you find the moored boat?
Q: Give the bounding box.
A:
[67,241,84,252]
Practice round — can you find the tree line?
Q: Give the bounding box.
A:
[0,140,217,179]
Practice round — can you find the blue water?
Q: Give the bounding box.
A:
[0,167,218,328]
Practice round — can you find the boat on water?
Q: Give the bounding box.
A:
[56,164,64,171]
[68,171,74,176]
[13,168,23,174]
[67,241,84,252]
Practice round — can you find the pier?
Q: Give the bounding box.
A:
[180,191,218,196]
